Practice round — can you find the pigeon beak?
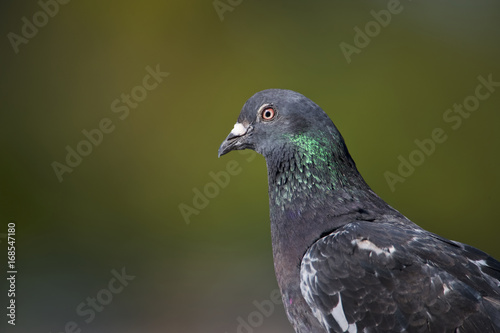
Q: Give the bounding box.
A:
[218,122,252,157]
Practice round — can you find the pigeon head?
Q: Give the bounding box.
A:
[218,89,349,160]
[218,89,372,209]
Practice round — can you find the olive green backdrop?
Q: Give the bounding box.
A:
[1,1,499,332]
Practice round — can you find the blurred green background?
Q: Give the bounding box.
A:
[1,0,499,332]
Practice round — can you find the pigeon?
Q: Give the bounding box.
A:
[218,89,500,333]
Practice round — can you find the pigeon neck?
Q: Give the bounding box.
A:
[264,132,391,225]
[263,132,401,301]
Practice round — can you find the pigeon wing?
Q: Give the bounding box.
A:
[300,221,500,333]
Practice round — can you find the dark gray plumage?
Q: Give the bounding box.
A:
[218,89,500,333]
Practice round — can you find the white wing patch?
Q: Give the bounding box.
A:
[471,259,500,288]
[443,284,451,295]
[472,259,487,269]
[354,239,395,257]
[301,251,357,333]
[332,294,357,333]
[332,293,349,331]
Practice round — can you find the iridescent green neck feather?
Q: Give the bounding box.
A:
[266,131,369,211]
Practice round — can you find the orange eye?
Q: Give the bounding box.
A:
[262,107,276,121]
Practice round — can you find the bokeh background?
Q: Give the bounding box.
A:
[1,1,500,332]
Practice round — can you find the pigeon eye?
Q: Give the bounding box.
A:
[261,107,276,121]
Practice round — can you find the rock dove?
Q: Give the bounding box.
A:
[218,89,500,333]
